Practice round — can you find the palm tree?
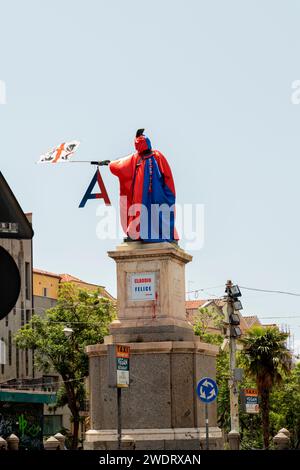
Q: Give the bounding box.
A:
[240,326,291,449]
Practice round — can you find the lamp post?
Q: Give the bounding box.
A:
[63,327,74,338]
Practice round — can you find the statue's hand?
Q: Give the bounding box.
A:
[99,160,111,166]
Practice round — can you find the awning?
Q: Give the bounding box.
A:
[0,390,56,404]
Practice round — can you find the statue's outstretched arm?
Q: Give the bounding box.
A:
[90,160,111,166]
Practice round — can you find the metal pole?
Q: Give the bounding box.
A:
[226,280,240,449]
[205,403,209,450]
[117,387,122,450]
[229,328,239,431]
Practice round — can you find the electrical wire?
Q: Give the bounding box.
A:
[251,315,300,319]
[186,285,224,294]
[240,286,300,297]
[187,284,300,298]
[0,375,87,389]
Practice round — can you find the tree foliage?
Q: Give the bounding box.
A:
[240,326,291,448]
[193,306,223,340]
[193,307,297,449]
[270,362,300,448]
[14,283,115,449]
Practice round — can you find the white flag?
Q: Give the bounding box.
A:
[38,141,80,163]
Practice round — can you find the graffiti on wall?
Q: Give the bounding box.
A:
[0,402,43,450]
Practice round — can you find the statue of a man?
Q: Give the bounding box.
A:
[107,129,178,242]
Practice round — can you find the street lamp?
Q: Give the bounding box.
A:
[233,299,243,311]
[63,327,74,338]
[227,285,241,297]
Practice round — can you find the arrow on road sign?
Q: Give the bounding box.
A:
[197,377,218,403]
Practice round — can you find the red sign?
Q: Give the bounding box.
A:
[244,388,258,397]
[116,345,130,359]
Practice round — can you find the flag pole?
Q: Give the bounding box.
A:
[36,153,132,165]
[68,161,106,165]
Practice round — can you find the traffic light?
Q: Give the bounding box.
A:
[229,312,240,325]
[230,324,242,338]
[226,283,243,338]
[226,284,242,298]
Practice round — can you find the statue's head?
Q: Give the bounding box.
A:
[135,129,152,154]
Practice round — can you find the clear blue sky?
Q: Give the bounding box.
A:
[1,0,300,351]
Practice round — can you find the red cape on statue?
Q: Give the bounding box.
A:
[109,146,178,242]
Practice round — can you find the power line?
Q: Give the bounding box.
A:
[0,375,87,389]
[186,285,224,294]
[240,286,300,297]
[186,284,300,299]
[254,315,300,319]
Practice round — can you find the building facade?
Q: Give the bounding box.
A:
[0,214,34,383]
[33,269,114,317]
[185,299,262,335]
[0,172,114,443]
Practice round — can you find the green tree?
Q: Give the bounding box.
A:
[193,306,223,341]
[14,283,115,449]
[270,362,300,448]
[240,326,291,448]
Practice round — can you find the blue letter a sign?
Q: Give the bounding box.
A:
[79,169,111,208]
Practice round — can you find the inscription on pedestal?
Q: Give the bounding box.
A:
[130,272,157,301]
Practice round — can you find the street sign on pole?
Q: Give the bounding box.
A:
[107,344,130,450]
[107,344,130,388]
[116,345,130,388]
[197,377,218,404]
[196,377,218,450]
[241,388,259,414]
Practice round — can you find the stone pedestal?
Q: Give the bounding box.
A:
[84,242,223,450]
[108,242,194,343]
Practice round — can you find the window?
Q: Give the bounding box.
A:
[25,262,31,300]
[43,287,48,297]
[25,349,29,376]
[26,310,31,324]
[0,337,6,366]
[21,309,25,327]
[16,347,19,378]
[32,349,35,378]
[43,415,63,437]
[8,330,12,366]
[42,375,59,391]
[5,314,8,327]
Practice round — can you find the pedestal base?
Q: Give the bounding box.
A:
[108,320,196,343]
[84,427,223,450]
[85,341,223,451]
[84,242,224,451]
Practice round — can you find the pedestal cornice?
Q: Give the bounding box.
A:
[86,340,219,357]
[108,242,192,264]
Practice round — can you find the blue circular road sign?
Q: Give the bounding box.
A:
[197,377,218,403]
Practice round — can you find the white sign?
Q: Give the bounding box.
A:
[244,390,259,414]
[117,370,129,387]
[246,401,259,414]
[246,403,259,414]
[131,272,156,301]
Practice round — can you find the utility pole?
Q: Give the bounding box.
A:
[225,280,242,450]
